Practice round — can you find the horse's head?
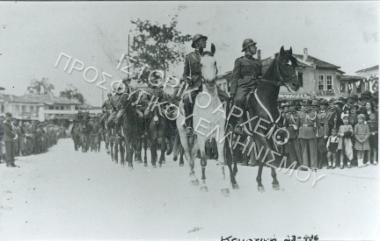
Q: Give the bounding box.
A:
[201,43,218,87]
[273,46,300,91]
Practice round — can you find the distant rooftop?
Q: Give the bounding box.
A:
[355,65,379,73]
[0,93,80,105]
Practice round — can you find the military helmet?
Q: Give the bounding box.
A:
[191,34,208,48]
[242,38,257,52]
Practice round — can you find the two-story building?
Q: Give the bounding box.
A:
[263,48,345,100]
[0,93,81,121]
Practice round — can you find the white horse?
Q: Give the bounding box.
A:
[176,44,232,194]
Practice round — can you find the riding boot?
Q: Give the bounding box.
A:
[183,101,194,135]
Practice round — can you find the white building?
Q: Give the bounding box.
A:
[0,93,81,121]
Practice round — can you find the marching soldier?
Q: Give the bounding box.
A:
[230,38,262,132]
[4,113,16,167]
[182,34,228,134]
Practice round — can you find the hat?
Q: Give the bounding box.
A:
[357,113,366,120]
[320,99,329,106]
[191,34,208,48]
[242,38,257,52]
[5,112,12,118]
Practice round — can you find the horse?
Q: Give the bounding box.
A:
[242,46,301,192]
[177,44,234,194]
[118,89,147,168]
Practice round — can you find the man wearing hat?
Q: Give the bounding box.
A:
[3,113,16,167]
[182,34,228,133]
[297,100,318,169]
[316,99,329,168]
[229,38,262,130]
[284,105,302,166]
[182,34,207,133]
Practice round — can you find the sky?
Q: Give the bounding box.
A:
[0,1,379,106]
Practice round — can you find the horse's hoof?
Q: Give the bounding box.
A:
[232,183,239,190]
[179,163,184,167]
[173,157,177,162]
[200,185,208,192]
[257,185,265,192]
[190,179,199,186]
[152,164,157,168]
[144,163,147,167]
[221,188,230,197]
[272,183,280,191]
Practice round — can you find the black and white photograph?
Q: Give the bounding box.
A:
[0,1,379,240]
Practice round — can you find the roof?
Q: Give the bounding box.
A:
[1,93,80,105]
[78,103,102,110]
[339,75,364,82]
[355,65,379,73]
[293,54,341,69]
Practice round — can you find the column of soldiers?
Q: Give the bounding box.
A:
[0,112,64,167]
[280,92,378,170]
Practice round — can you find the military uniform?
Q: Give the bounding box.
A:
[3,118,16,166]
[182,49,229,128]
[285,108,302,166]
[297,104,318,168]
[316,100,329,168]
[231,54,262,107]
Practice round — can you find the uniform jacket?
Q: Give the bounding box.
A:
[182,50,203,89]
[231,55,262,96]
[297,110,318,139]
[316,110,329,138]
[3,121,15,142]
[286,112,299,139]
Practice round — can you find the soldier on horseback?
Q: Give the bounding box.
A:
[182,34,229,134]
[229,38,263,133]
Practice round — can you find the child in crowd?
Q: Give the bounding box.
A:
[326,128,339,168]
[338,114,353,168]
[354,114,371,167]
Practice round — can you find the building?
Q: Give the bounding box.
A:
[216,48,348,100]
[355,65,379,93]
[263,48,345,100]
[0,93,81,121]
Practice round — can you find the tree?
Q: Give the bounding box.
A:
[129,15,191,80]
[26,77,55,95]
[59,86,85,104]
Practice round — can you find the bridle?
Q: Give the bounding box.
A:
[258,56,296,92]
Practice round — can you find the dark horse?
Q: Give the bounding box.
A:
[243,46,301,191]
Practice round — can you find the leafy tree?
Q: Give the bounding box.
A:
[129,15,191,80]
[26,77,54,95]
[59,86,85,104]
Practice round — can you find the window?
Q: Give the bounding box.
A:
[21,105,26,112]
[318,75,324,90]
[297,72,303,87]
[30,106,34,112]
[326,75,333,90]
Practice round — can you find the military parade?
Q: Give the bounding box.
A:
[0,2,379,240]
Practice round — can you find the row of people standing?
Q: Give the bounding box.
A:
[0,113,64,167]
[281,96,378,170]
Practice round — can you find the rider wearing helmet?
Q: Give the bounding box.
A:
[182,34,229,134]
[229,38,262,132]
